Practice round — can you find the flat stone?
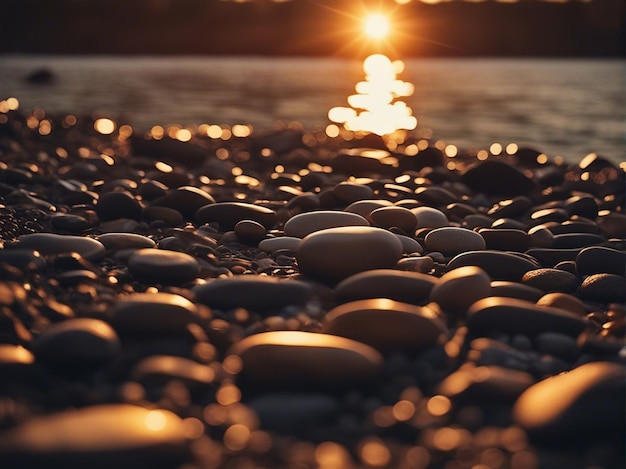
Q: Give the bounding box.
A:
[430,266,492,315]
[227,331,383,390]
[284,210,369,238]
[127,248,200,285]
[466,297,588,337]
[447,251,540,281]
[536,292,587,316]
[296,226,403,284]
[12,233,106,262]
[411,206,449,229]
[552,233,605,249]
[31,318,120,372]
[108,292,202,337]
[258,236,301,253]
[334,269,438,305]
[192,276,312,313]
[96,191,142,222]
[425,226,486,257]
[150,186,216,220]
[438,365,535,402]
[576,246,626,276]
[0,404,190,469]
[344,199,393,223]
[370,206,417,233]
[323,298,447,351]
[521,268,580,293]
[578,273,626,303]
[513,361,626,441]
[489,281,544,302]
[478,228,531,252]
[195,201,277,231]
[97,233,156,252]
[395,234,424,254]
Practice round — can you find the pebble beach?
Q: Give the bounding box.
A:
[0,104,624,469]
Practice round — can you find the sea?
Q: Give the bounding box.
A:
[1,55,624,165]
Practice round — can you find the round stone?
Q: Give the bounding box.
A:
[478,228,531,252]
[411,206,448,229]
[323,298,448,351]
[0,404,190,469]
[396,255,435,273]
[466,297,588,337]
[370,206,417,233]
[295,226,403,284]
[142,206,184,226]
[460,160,536,196]
[344,199,393,224]
[150,186,215,220]
[195,202,277,231]
[576,246,626,277]
[108,292,202,338]
[95,191,142,222]
[521,268,580,293]
[234,219,267,244]
[127,248,200,285]
[578,273,626,303]
[332,181,374,203]
[430,266,492,315]
[513,361,625,441]
[31,318,120,372]
[97,233,156,252]
[536,292,587,316]
[12,233,105,262]
[425,227,486,257]
[489,281,544,302]
[258,236,302,253]
[192,276,312,313]
[284,210,369,238]
[447,251,540,281]
[334,269,438,305]
[227,331,383,390]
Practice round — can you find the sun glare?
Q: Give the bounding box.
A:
[363,13,390,40]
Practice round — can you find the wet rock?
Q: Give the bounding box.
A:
[296,226,403,284]
[411,206,448,229]
[127,248,200,285]
[284,210,369,238]
[227,331,383,390]
[334,269,438,305]
[192,276,312,313]
[513,361,626,441]
[323,299,448,351]
[370,206,417,233]
[97,233,156,252]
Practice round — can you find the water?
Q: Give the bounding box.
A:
[1,55,624,163]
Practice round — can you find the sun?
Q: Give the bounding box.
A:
[363,13,390,40]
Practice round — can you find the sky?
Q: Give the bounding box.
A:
[0,0,623,57]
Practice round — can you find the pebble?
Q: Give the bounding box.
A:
[513,361,626,441]
[576,245,626,276]
[430,266,492,315]
[370,206,417,233]
[334,269,437,305]
[195,202,277,231]
[258,236,301,253]
[521,268,580,293]
[438,365,535,402]
[96,232,156,252]
[395,255,435,274]
[478,228,531,252]
[323,298,448,351]
[411,206,449,229]
[424,227,486,257]
[108,292,202,338]
[150,186,216,220]
[489,281,544,302]
[30,318,121,373]
[234,219,267,244]
[466,297,588,337]
[535,292,587,316]
[142,206,184,226]
[578,273,626,303]
[295,226,403,284]
[284,210,369,238]
[0,404,190,469]
[344,199,393,223]
[192,276,312,313]
[227,330,383,390]
[460,160,536,196]
[127,248,200,285]
[332,181,374,203]
[95,191,142,222]
[447,250,540,281]
[11,233,106,261]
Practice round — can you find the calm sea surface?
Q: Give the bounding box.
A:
[1,55,624,164]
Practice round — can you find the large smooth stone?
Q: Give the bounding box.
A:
[227,331,383,390]
[31,318,120,371]
[195,202,277,230]
[513,361,626,441]
[258,236,301,253]
[344,199,393,223]
[447,250,540,281]
[295,226,403,284]
[411,206,448,229]
[370,206,417,233]
[284,210,369,238]
[460,160,536,196]
[578,273,626,303]
[127,248,200,285]
[334,269,438,305]
[12,233,105,261]
[466,297,588,337]
[192,276,312,313]
[108,292,202,337]
[95,191,142,222]
[430,266,491,315]
[424,227,486,256]
[576,246,626,276]
[536,292,587,316]
[0,404,190,469]
[323,299,448,351]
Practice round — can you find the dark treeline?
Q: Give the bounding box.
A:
[1,0,623,57]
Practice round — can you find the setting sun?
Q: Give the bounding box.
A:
[363,13,390,40]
